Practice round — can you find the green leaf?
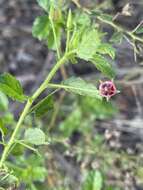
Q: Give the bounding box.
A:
[75,12,91,27]
[47,24,62,50]
[32,167,47,182]
[32,15,62,50]
[76,29,101,61]
[91,54,115,79]
[0,73,27,102]
[134,23,143,34]
[110,32,123,44]
[97,43,116,59]
[0,171,18,189]
[36,0,49,12]
[82,170,103,190]
[24,128,46,145]
[99,14,113,22]
[30,95,54,117]
[80,96,118,119]
[0,118,7,136]
[0,91,9,111]
[69,28,84,51]
[32,15,50,41]
[60,108,82,137]
[62,77,102,99]
[36,0,62,12]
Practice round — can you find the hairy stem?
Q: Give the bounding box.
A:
[0,52,73,168]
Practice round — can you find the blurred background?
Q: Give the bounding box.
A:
[0,0,143,189]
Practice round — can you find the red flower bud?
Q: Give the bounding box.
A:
[99,80,119,101]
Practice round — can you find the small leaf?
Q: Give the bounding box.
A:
[0,91,9,111]
[0,73,27,102]
[47,24,62,50]
[24,128,46,145]
[32,167,47,182]
[36,0,62,12]
[99,14,113,22]
[110,32,123,44]
[36,0,49,12]
[63,77,102,99]
[75,12,91,27]
[32,15,62,50]
[91,54,115,79]
[30,95,54,117]
[134,23,143,34]
[69,28,84,51]
[0,118,7,136]
[76,29,101,61]
[60,108,82,137]
[97,43,116,59]
[82,170,103,190]
[0,171,18,189]
[32,15,50,41]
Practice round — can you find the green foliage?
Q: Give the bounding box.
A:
[36,0,49,12]
[97,43,116,59]
[60,107,82,137]
[74,12,91,27]
[0,118,7,137]
[32,15,50,41]
[0,73,27,102]
[0,170,18,189]
[76,29,101,61]
[110,32,123,44]
[82,170,103,190]
[91,54,115,79]
[59,96,117,137]
[0,91,8,111]
[80,96,118,119]
[99,13,113,22]
[63,77,102,99]
[133,23,143,34]
[30,95,54,117]
[24,128,46,145]
[37,0,63,11]
[32,14,62,50]
[0,0,124,189]
[8,155,47,187]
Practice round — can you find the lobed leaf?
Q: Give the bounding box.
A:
[60,108,82,137]
[75,12,91,27]
[30,95,54,118]
[76,29,101,61]
[24,128,46,145]
[110,32,123,44]
[97,43,116,59]
[63,77,102,99]
[0,73,27,102]
[32,15,50,41]
[36,0,49,12]
[91,54,115,79]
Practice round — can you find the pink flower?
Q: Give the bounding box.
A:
[99,80,119,101]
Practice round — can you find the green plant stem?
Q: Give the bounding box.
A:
[66,9,72,53]
[49,6,61,59]
[66,28,70,53]
[97,16,143,43]
[0,52,73,168]
[71,0,143,44]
